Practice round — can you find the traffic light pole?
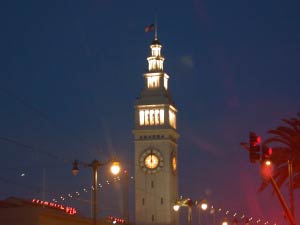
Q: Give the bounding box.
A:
[242,133,296,225]
[288,160,295,219]
[270,176,296,225]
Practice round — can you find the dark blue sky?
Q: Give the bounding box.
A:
[0,0,299,224]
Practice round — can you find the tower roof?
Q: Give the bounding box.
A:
[151,38,161,45]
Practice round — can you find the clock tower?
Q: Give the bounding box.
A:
[133,37,179,225]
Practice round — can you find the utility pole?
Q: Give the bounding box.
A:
[122,170,129,223]
[72,159,121,225]
[288,160,295,218]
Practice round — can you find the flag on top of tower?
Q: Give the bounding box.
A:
[145,24,155,32]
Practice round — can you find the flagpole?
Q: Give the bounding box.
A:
[155,15,158,39]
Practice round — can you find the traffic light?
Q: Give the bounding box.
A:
[261,144,272,161]
[249,132,261,163]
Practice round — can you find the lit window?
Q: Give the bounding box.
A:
[150,110,155,125]
[147,76,159,88]
[169,110,176,129]
[164,77,168,90]
[139,109,165,126]
[155,110,159,124]
[139,111,144,125]
[145,110,150,125]
[159,109,164,124]
[148,59,163,71]
[151,46,161,57]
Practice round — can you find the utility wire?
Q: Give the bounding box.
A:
[0,86,100,156]
[0,136,70,163]
[0,175,41,193]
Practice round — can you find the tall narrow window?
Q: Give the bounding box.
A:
[155,109,160,124]
[164,77,168,90]
[151,181,154,188]
[152,215,154,222]
[161,197,163,205]
[145,110,150,125]
[147,76,160,88]
[169,110,176,129]
[150,110,155,125]
[139,111,145,125]
[142,198,145,205]
[159,109,164,124]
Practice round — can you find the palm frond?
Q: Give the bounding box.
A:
[282,118,300,132]
[264,137,294,150]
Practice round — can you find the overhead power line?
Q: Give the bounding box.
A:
[0,136,70,163]
[0,86,100,156]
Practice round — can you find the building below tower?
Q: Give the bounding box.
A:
[0,197,118,225]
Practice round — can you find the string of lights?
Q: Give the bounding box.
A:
[212,206,276,225]
[52,174,277,225]
[0,170,277,225]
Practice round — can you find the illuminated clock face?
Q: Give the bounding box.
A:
[139,149,164,173]
[172,156,177,172]
[144,154,160,169]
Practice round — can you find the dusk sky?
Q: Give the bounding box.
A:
[0,0,299,224]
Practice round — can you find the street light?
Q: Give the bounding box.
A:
[173,198,194,225]
[260,159,274,180]
[173,204,180,212]
[196,199,215,225]
[72,159,121,225]
[200,200,208,211]
[221,218,228,225]
[110,161,121,175]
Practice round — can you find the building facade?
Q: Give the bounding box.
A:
[0,197,112,225]
[133,37,179,225]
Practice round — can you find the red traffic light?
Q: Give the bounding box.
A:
[256,136,261,145]
[249,132,261,163]
[249,132,261,147]
[268,147,272,155]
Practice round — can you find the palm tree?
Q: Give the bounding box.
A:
[259,117,300,218]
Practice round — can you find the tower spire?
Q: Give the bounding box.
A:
[154,15,158,40]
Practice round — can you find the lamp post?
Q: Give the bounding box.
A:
[173,198,194,225]
[121,169,129,224]
[221,220,229,225]
[72,159,121,225]
[197,199,208,225]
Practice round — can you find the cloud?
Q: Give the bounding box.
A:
[180,55,194,69]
